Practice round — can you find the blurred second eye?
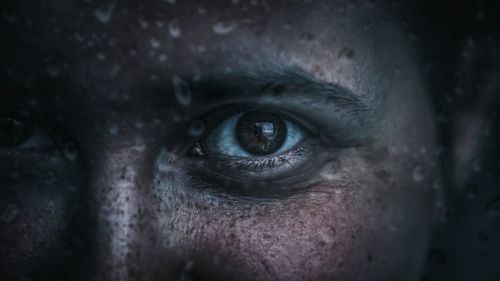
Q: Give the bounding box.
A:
[0,113,33,148]
[204,110,305,157]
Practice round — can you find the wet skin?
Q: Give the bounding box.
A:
[0,1,440,280]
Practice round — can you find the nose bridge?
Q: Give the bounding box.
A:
[88,144,151,280]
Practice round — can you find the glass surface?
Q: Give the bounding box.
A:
[0,0,499,280]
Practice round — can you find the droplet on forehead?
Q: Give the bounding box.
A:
[212,21,238,35]
[411,164,425,183]
[150,38,161,48]
[172,76,192,107]
[64,141,79,161]
[94,2,116,24]
[169,19,182,38]
[46,65,61,77]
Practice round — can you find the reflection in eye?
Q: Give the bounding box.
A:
[205,111,305,157]
[187,106,323,195]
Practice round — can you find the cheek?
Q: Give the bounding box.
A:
[175,155,436,281]
[0,153,80,278]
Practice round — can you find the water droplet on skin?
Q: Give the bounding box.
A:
[109,125,119,135]
[96,52,107,61]
[172,76,192,106]
[150,38,160,48]
[485,197,500,217]
[159,54,168,62]
[198,7,207,15]
[139,18,149,29]
[411,165,425,182]
[46,66,61,77]
[109,64,121,77]
[188,119,206,137]
[212,21,238,35]
[95,3,116,23]
[432,178,442,190]
[1,204,21,224]
[168,19,182,38]
[64,141,79,161]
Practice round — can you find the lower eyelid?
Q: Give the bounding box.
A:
[197,141,318,180]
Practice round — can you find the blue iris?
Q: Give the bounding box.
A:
[205,113,305,157]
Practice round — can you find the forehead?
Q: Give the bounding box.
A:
[1,0,413,108]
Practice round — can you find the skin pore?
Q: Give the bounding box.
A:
[0,1,441,281]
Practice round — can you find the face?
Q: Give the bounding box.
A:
[0,1,441,280]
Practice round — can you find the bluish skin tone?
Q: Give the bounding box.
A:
[0,1,441,280]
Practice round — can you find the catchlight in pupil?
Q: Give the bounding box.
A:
[236,111,287,156]
[199,107,306,158]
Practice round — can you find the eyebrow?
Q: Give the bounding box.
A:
[193,64,371,118]
[246,65,370,115]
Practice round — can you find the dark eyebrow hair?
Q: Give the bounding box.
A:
[192,64,371,119]
[242,65,371,116]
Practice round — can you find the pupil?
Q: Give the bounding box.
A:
[236,111,287,156]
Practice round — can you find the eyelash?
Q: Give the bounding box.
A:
[185,104,326,195]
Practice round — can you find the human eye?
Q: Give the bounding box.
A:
[186,104,327,198]
[204,110,305,158]
[0,108,64,155]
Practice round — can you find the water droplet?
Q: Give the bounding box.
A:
[64,141,79,161]
[485,197,500,217]
[139,18,149,29]
[411,165,425,182]
[46,65,61,77]
[188,119,206,137]
[212,21,238,35]
[159,54,168,62]
[95,3,116,23]
[168,19,182,38]
[172,76,192,106]
[164,0,176,4]
[109,125,119,135]
[150,38,161,48]
[96,52,107,61]
[1,204,21,224]
[109,64,121,77]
